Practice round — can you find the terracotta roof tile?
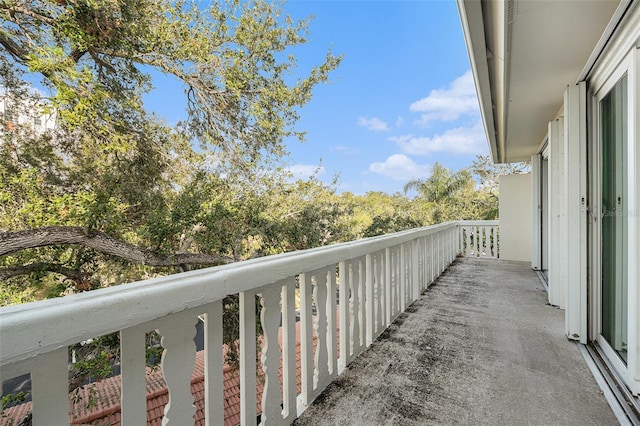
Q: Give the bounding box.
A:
[1,321,337,426]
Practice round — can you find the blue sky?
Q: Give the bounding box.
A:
[146,0,488,194]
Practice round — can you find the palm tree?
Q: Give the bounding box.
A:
[403,162,473,223]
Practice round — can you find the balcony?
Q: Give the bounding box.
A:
[0,221,617,425]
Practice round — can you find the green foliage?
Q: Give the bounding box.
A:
[1,0,341,166]
[0,0,341,294]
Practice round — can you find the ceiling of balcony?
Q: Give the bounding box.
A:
[460,0,622,163]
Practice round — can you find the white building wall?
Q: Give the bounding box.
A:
[498,173,532,262]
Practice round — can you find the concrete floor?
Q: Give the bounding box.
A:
[294,257,618,426]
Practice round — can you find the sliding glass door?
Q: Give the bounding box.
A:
[600,74,628,363]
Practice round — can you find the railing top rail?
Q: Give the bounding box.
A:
[458,220,499,226]
[0,221,488,365]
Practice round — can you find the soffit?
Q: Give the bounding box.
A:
[503,0,619,162]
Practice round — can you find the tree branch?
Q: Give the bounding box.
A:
[0,262,82,281]
[0,5,56,26]
[0,32,30,63]
[0,226,234,267]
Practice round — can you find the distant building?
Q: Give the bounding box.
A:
[1,90,56,135]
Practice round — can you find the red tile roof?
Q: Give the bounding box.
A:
[1,322,320,426]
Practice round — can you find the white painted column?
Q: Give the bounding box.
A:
[564,82,588,343]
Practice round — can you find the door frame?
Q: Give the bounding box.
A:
[588,47,636,392]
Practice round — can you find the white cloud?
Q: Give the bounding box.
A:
[357,116,390,132]
[333,145,358,155]
[389,121,487,156]
[409,70,479,124]
[395,116,404,127]
[285,164,326,180]
[369,154,431,181]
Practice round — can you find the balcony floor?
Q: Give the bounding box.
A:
[294,257,617,425]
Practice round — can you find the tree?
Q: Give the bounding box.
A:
[404,162,475,223]
[1,0,340,165]
[471,155,530,196]
[0,0,341,296]
[470,155,530,219]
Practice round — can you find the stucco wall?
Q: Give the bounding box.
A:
[499,174,532,262]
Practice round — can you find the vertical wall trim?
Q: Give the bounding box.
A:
[630,45,639,392]
[531,154,542,271]
[564,82,588,344]
[549,118,567,308]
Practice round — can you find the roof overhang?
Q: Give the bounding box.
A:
[457,0,623,163]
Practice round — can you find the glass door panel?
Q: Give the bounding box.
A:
[600,74,628,363]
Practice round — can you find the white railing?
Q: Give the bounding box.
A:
[0,220,498,425]
[459,220,499,258]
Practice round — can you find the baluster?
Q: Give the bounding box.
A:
[450,228,455,262]
[425,237,430,286]
[313,269,329,389]
[445,231,449,267]
[490,226,496,258]
[365,253,374,347]
[393,247,400,317]
[31,347,68,426]
[327,266,337,378]
[405,244,410,307]
[425,237,430,285]
[239,291,257,426]
[424,236,430,283]
[445,229,449,263]
[445,230,450,264]
[259,285,283,425]
[157,310,199,425]
[398,243,407,312]
[376,253,384,334]
[352,258,364,356]
[465,226,472,256]
[475,226,480,257]
[359,258,367,349]
[300,272,314,405]
[338,261,350,372]
[396,244,404,315]
[483,226,489,257]
[203,300,224,426]
[121,325,147,425]
[453,228,457,260]
[281,280,297,421]
[411,241,420,303]
[385,248,392,326]
[420,239,426,291]
[436,233,441,274]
